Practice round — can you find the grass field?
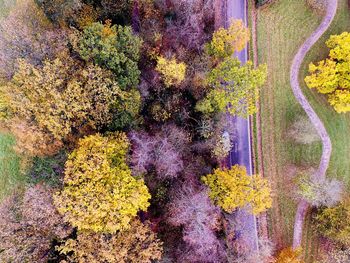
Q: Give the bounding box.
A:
[256,0,350,261]
[0,133,24,200]
[0,0,24,201]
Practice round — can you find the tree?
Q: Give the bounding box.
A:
[58,219,163,263]
[156,56,187,87]
[205,19,250,59]
[54,133,151,233]
[202,165,272,214]
[314,198,350,246]
[76,21,142,90]
[0,0,68,78]
[0,185,71,262]
[129,126,188,180]
[275,247,304,263]
[167,185,225,262]
[305,32,350,113]
[296,173,343,207]
[7,118,63,156]
[2,57,140,154]
[196,57,267,117]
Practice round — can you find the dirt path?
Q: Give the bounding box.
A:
[290,0,337,249]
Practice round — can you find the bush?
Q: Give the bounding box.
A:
[306,0,327,15]
[287,116,320,144]
[256,0,277,7]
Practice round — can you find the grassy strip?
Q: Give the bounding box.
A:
[257,0,350,260]
[256,0,321,251]
[0,133,24,200]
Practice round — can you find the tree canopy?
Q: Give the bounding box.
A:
[305,32,350,113]
[196,57,267,117]
[58,219,163,263]
[202,165,272,214]
[54,133,151,233]
[76,21,142,90]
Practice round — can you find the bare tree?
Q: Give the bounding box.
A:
[167,184,225,262]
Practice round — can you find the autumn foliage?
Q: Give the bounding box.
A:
[206,19,250,59]
[54,133,151,233]
[305,32,350,113]
[202,165,272,214]
[58,219,163,263]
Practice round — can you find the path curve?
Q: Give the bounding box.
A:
[290,0,337,249]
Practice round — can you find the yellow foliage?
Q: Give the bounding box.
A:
[54,133,151,233]
[202,165,272,214]
[206,19,250,59]
[275,247,304,263]
[305,32,350,113]
[156,56,187,87]
[58,219,163,263]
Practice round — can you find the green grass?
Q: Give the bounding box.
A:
[257,0,321,250]
[0,0,24,201]
[256,0,350,261]
[0,133,24,200]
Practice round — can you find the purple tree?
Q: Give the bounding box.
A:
[167,185,226,262]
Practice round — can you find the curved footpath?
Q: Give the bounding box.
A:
[290,0,337,249]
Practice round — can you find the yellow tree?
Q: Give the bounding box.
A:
[54,133,151,233]
[202,165,272,214]
[156,56,187,87]
[206,19,250,59]
[305,32,350,113]
[196,57,267,117]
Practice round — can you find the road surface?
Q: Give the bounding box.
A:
[226,0,259,252]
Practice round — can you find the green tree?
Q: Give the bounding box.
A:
[202,165,272,214]
[305,32,350,113]
[54,133,151,233]
[76,21,142,90]
[58,219,163,263]
[314,197,350,246]
[196,57,267,117]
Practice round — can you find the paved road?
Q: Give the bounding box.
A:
[226,0,259,252]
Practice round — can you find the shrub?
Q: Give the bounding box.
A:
[314,198,350,246]
[296,173,343,207]
[275,247,304,263]
[287,116,320,144]
[156,56,187,88]
[306,0,327,15]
